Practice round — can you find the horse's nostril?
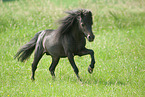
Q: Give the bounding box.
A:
[87,35,91,39]
[87,35,95,42]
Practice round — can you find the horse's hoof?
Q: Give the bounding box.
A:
[50,71,55,76]
[88,66,93,74]
[31,77,35,81]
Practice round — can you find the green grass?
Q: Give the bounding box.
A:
[0,0,145,96]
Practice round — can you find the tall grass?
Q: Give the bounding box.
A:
[0,0,145,96]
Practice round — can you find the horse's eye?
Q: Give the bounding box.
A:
[81,23,84,27]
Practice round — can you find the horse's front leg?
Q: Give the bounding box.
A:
[67,52,81,81]
[77,48,95,74]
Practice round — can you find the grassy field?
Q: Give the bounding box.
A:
[0,0,145,96]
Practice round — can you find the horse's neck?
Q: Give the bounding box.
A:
[71,25,84,41]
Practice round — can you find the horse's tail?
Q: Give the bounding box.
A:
[14,31,41,62]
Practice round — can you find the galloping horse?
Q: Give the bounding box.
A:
[14,9,95,81]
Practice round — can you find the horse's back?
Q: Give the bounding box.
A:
[44,29,54,36]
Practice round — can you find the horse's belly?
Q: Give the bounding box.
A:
[44,41,66,57]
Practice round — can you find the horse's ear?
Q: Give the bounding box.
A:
[88,11,92,16]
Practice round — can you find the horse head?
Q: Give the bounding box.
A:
[77,9,95,42]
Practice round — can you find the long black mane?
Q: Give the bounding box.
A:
[58,9,91,34]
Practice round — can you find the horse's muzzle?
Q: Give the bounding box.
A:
[87,34,95,42]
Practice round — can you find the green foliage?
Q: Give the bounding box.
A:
[0,0,145,96]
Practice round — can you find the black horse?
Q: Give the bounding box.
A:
[14,9,95,81]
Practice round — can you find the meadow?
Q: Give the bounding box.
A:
[0,0,145,96]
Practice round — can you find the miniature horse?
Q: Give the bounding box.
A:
[14,9,95,81]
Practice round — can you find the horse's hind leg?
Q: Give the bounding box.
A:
[49,57,60,78]
[31,46,44,80]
